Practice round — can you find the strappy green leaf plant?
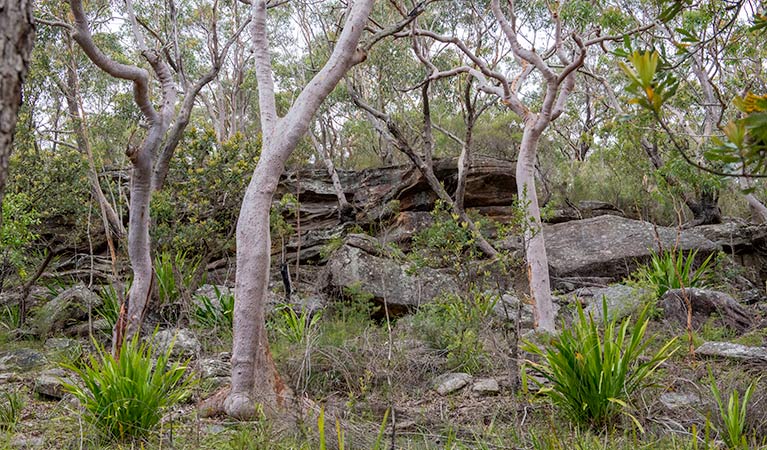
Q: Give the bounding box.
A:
[523,299,678,430]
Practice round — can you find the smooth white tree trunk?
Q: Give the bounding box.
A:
[517,123,556,332]
[224,0,379,419]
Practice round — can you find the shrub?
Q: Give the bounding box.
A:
[62,334,194,442]
[523,299,678,430]
[96,284,126,331]
[274,305,321,344]
[413,289,497,373]
[634,248,713,298]
[710,375,760,449]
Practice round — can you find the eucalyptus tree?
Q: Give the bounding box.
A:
[0,0,35,230]
[401,0,651,331]
[218,0,429,420]
[44,0,249,343]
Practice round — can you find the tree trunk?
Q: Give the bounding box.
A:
[684,188,722,227]
[517,124,556,332]
[224,164,290,419]
[62,43,125,239]
[123,126,164,340]
[223,0,377,419]
[310,131,353,222]
[0,0,35,228]
[745,192,767,224]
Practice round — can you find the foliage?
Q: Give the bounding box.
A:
[632,248,713,298]
[0,305,20,332]
[619,50,678,115]
[270,193,299,243]
[409,200,482,270]
[62,333,195,442]
[338,282,376,322]
[96,284,126,331]
[319,235,344,260]
[152,129,260,254]
[317,406,389,450]
[710,375,760,450]
[523,299,678,430]
[154,250,204,321]
[274,305,321,344]
[0,193,40,284]
[413,289,497,373]
[0,390,23,431]
[193,285,235,331]
[709,93,767,176]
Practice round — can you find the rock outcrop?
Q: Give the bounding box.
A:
[31,285,102,337]
[540,216,718,281]
[319,236,459,315]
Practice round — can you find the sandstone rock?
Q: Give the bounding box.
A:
[382,211,434,244]
[320,243,459,314]
[696,342,767,363]
[0,348,47,373]
[197,353,231,379]
[471,378,500,395]
[432,372,473,395]
[577,284,648,322]
[274,156,516,237]
[660,289,753,332]
[543,216,718,281]
[31,285,102,337]
[34,368,74,399]
[493,294,561,328]
[660,392,701,410]
[152,328,201,360]
[68,318,111,337]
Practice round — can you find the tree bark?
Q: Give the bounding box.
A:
[0,0,35,228]
[224,0,375,419]
[683,187,722,227]
[517,123,556,332]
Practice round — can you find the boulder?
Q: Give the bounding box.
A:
[493,294,561,328]
[34,368,74,399]
[320,243,459,314]
[0,348,47,373]
[381,211,434,245]
[432,372,472,395]
[542,216,718,280]
[660,289,753,333]
[576,284,649,322]
[197,353,231,379]
[696,342,767,363]
[152,328,201,360]
[31,285,102,337]
[471,378,500,395]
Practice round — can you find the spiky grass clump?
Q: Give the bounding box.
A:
[524,299,677,430]
[62,334,194,442]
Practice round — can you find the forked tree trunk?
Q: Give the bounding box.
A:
[517,124,556,332]
[224,0,376,419]
[0,0,35,228]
